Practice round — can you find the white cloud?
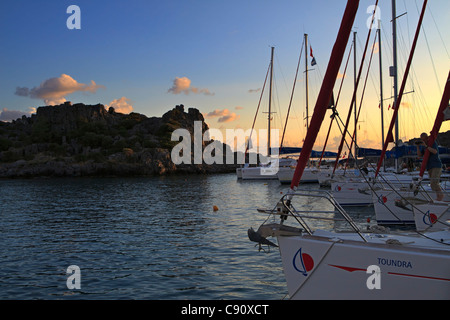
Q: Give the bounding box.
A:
[0,107,36,122]
[106,97,133,114]
[15,74,105,105]
[167,76,214,96]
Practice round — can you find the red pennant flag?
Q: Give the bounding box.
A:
[388,104,391,110]
[310,46,314,58]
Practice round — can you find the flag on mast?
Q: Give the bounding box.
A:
[310,46,317,66]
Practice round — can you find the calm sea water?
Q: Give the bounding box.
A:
[0,173,374,300]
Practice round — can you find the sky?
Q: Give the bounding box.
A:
[0,0,449,153]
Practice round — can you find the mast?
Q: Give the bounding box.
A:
[353,31,358,161]
[378,22,385,171]
[305,34,309,131]
[375,0,428,178]
[290,0,360,190]
[268,46,274,157]
[391,0,399,171]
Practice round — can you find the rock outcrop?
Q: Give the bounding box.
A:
[0,102,238,178]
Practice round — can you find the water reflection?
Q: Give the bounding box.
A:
[0,174,378,299]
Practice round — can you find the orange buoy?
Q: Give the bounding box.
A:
[213,205,219,211]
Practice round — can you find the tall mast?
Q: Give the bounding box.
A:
[353,31,358,160]
[375,0,428,178]
[268,46,274,156]
[378,22,385,171]
[304,34,309,132]
[391,0,399,171]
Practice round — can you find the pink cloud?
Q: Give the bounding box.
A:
[15,74,105,105]
[204,108,240,123]
[106,97,133,114]
[167,76,214,96]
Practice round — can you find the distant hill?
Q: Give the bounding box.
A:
[0,102,238,178]
[1,102,448,178]
[405,130,450,148]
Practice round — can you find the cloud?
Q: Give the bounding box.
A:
[204,108,240,123]
[0,107,36,122]
[167,77,214,96]
[106,97,133,114]
[337,71,346,79]
[218,113,240,123]
[248,88,261,93]
[205,109,230,118]
[401,102,412,109]
[15,74,105,105]
[235,106,244,110]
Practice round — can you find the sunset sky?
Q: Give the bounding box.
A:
[1,0,449,153]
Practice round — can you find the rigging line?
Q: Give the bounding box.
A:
[289,0,360,190]
[414,0,442,97]
[375,0,429,178]
[360,168,450,245]
[332,0,380,175]
[245,63,271,156]
[358,162,430,230]
[345,31,379,169]
[402,0,412,50]
[272,72,284,131]
[274,51,292,99]
[355,34,380,97]
[333,112,356,165]
[318,42,354,165]
[427,3,450,59]
[281,37,305,148]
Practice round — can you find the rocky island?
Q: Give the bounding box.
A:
[0,102,239,178]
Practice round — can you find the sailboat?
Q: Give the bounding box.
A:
[275,33,332,185]
[238,47,297,180]
[249,0,450,299]
[236,47,284,180]
[328,0,449,208]
[373,181,449,225]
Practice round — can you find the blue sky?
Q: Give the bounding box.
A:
[1,0,449,149]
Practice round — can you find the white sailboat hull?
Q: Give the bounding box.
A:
[373,182,450,225]
[241,166,278,180]
[277,167,319,184]
[372,188,424,225]
[277,230,450,299]
[317,169,365,187]
[413,202,450,232]
[331,180,374,206]
[331,174,420,207]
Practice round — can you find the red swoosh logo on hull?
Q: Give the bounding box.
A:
[329,264,450,282]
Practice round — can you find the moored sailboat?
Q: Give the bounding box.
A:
[249,0,450,300]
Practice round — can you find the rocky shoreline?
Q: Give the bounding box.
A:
[0,103,238,178]
[1,102,449,179]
